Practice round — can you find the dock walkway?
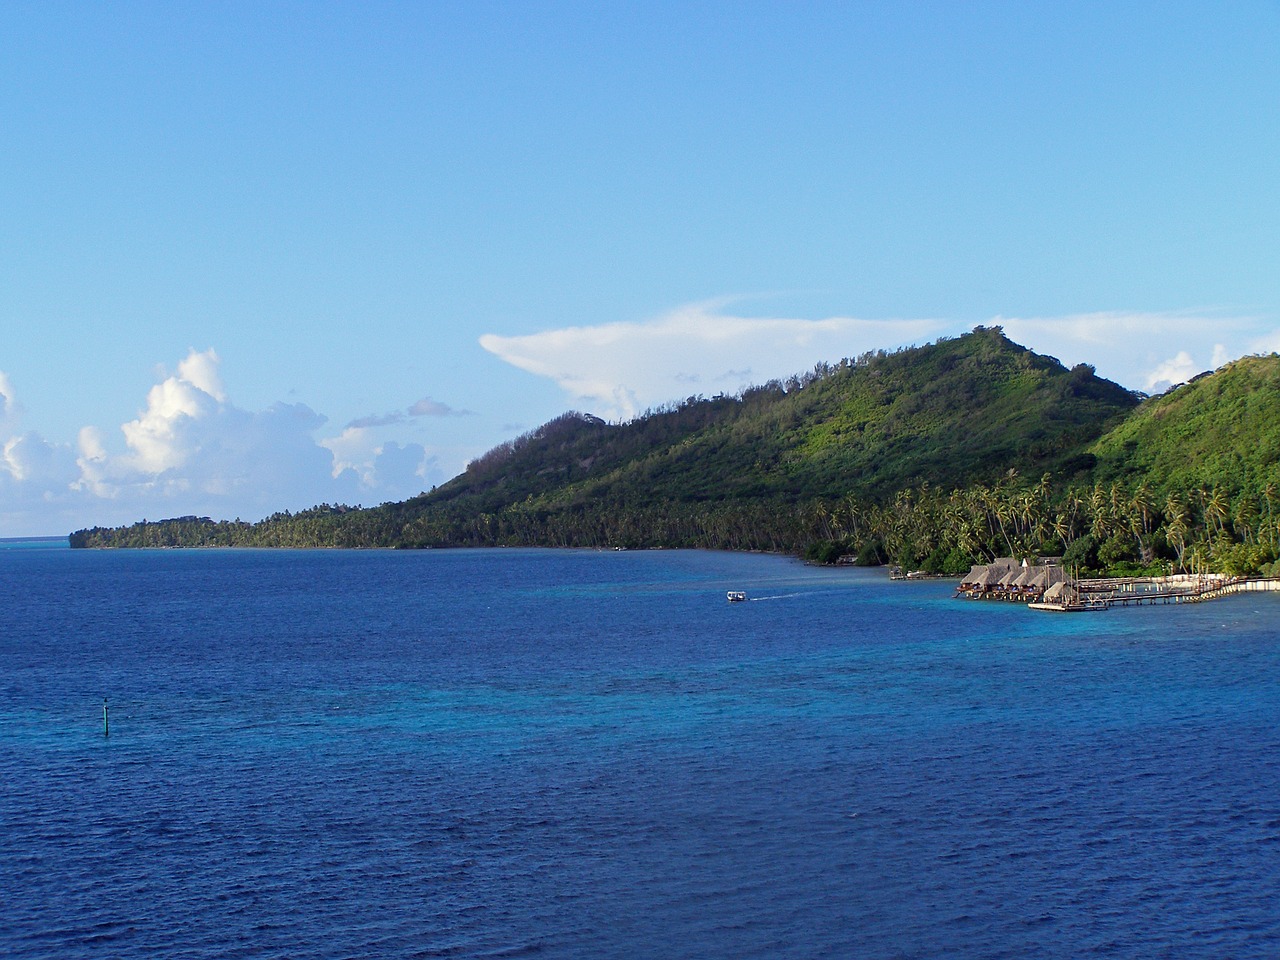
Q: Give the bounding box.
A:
[1177,577,1280,603]
[957,562,1280,611]
[1067,577,1280,609]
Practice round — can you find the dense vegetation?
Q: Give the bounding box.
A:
[71,328,1280,576]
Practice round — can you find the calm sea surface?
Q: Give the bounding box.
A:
[3,545,1279,958]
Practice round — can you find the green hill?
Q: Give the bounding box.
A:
[71,327,1143,554]
[418,325,1135,517]
[1091,354,1280,496]
[73,329,1280,575]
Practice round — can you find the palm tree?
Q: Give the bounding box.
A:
[1050,512,1072,553]
[1204,487,1230,541]
[1088,483,1111,541]
[1017,491,1039,543]
[1130,481,1155,562]
[1165,492,1190,571]
[1233,495,1259,546]
[1262,481,1279,551]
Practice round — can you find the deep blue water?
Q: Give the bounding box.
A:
[3,546,1279,958]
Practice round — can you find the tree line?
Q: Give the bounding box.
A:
[69,471,1280,578]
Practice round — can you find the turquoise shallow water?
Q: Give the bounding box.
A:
[3,546,1279,958]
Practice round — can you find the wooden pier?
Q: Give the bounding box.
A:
[959,566,1280,611]
[1176,577,1280,603]
[957,557,1280,611]
[1063,577,1280,610]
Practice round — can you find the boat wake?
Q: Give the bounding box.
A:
[749,593,803,601]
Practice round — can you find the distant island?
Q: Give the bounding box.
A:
[71,327,1280,579]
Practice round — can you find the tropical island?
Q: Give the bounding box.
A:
[70,327,1280,579]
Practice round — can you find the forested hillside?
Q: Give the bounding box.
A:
[1090,355,1280,495]
[71,328,1280,576]
[441,325,1133,510]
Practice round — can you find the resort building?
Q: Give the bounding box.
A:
[960,557,1068,601]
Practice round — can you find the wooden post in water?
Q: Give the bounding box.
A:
[103,698,109,738]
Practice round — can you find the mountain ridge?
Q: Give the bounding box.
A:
[70,328,1280,577]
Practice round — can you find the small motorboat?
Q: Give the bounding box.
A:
[726,591,747,602]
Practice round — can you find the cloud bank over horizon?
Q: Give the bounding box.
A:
[480,302,949,420]
[482,302,1278,417]
[0,350,451,537]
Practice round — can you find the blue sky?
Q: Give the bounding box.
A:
[2,1,1278,536]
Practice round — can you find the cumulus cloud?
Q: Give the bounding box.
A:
[0,374,74,486]
[3,432,79,486]
[480,301,946,419]
[175,349,227,402]
[0,350,466,536]
[1144,352,1199,392]
[320,426,441,495]
[118,351,224,474]
[321,426,381,484]
[0,372,89,534]
[0,371,18,430]
[72,350,348,511]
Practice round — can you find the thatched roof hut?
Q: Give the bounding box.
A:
[1028,566,1062,591]
[967,567,995,588]
[1041,579,1078,603]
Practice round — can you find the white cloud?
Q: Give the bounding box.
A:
[408,397,465,417]
[994,310,1259,392]
[1246,328,1280,357]
[0,350,465,536]
[119,352,223,474]
[346,396,468,430]
[3,432,78,486]
[375,441,447,494]
[0,371,18,432]
[176,348,226,402]
[320,426,439,496]
[78,426,107,463]
[0,373,80,491]
[0,372,90,535]
[481,303,1276,414]
[1144,351,1199,392]
[321,426,379,484]
[480,301,946,419]
[72,352,346,512]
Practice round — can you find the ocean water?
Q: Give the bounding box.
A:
[3,545,1279,959]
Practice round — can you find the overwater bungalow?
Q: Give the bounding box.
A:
[998,566,1023,597]
[959,557,1019,593]
[960,557,1066,602]
[1029,576,1112,611]
[1040,579,1077,604]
